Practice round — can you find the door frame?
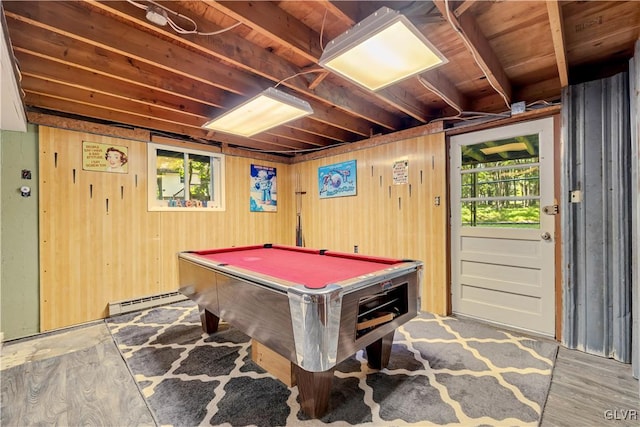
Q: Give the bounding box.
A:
[446,115,561,338]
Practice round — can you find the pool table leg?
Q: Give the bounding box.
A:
[365,330,395,369]
[293,365,334,418]
[198,306,220,333]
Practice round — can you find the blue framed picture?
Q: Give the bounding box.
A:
[318,160,357,199]
[250,164,277,212]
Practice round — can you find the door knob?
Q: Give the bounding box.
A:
[541,232,551,240]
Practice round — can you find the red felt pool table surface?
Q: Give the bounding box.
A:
[191,244,404,289]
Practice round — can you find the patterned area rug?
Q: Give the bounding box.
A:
[107,301,558,427]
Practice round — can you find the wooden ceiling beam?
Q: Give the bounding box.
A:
[418,70,469,113]
[313,0,357,27]
[16,41,344,147]
[546,0,569,87]
[27,111,151,142]
[5,17,231,109]
[24,91,315,152]
[15,50,217,120]
[286,118,360,144]
[209,0,432,123]
[23,81,320,151]
[374,86,433,123]
[261,126,335,148]
[4,2,262,94]
[8,2,378,147]
[445,105,561,136]
[21,75,208,128]
[7,0,632,157]
[6,2,369,143]
[433,0,512,108]
[514,77,563,105]
[293,121,445,163]
[307,71,330,90]
[210,1,324,61]
[92,1,404,133]
[243,132,325,152]
[468,75,562,114]
[454,1,475,18]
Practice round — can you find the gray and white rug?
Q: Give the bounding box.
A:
[107,301,558,427]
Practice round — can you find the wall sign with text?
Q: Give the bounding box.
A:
[82,141,129,173]
[393,159,408,185]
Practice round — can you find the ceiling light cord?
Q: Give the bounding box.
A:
[126,0,240,36]
[428,99,560,125]
[442,0,510,110]
[190,22,242,36]
[418,75,463,116]
[319,9,328,51]
[274,69,325,89]
[10,51,26,99]
[429,110,509,125]
[125,0,147,10]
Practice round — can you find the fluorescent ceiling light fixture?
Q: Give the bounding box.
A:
[480,142,528,155]
[202,87,313,137]
[319,7,447,91]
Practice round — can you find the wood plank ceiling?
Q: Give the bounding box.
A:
[2,1,639,157]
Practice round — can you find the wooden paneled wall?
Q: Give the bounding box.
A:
[290,132,448,315]
[39,126,293,331]
[38,125,447,331]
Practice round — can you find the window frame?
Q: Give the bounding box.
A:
[147,143,225,212]
[458,135,541,229]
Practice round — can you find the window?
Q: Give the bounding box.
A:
[460,134,540,228]
[147,143,225,211]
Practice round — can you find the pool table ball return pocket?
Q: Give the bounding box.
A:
[178,244,423,418]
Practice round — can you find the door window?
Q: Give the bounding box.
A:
[460,135,540,228]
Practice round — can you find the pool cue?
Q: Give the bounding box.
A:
[295,172,306,247]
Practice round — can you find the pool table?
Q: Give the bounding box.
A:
[177,244,423,418]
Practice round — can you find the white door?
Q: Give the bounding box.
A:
[450,118,556,337]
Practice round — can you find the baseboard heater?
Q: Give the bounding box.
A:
[108,291,187,316]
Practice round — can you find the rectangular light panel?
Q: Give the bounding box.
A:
[320,7,447,91]
[203,87,313,137]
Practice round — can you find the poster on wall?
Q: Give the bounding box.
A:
[82,141,128,173]
[393,159,409,185]
[318,160,357,199]
[250,164,277,212]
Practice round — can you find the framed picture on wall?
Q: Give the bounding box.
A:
[82,141,128,173]
[250,164,277,212]
[318,160,357,199]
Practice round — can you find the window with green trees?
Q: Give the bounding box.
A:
[148,143,225,211]
[460,134,540,228]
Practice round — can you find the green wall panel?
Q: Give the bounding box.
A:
[1,124,39,340]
